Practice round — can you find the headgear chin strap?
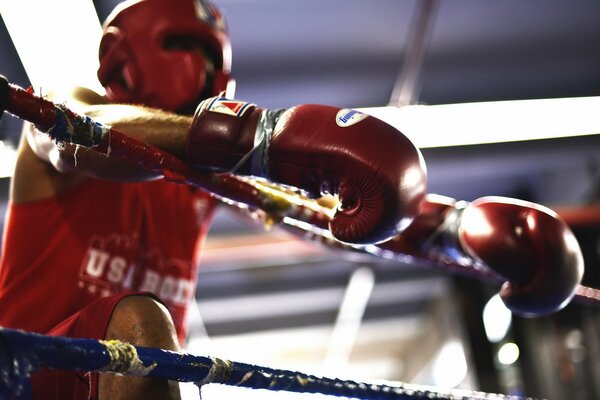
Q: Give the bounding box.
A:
[98,0,234,113]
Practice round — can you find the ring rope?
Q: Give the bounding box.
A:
[4,82,600,310]
[0,328,534,400]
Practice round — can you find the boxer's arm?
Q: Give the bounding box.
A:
[33,102,192,174]
[12,90,192,203]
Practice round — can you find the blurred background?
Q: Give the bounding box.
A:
[1,0,600,399]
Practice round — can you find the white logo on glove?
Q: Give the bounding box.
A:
[336,109,368,127]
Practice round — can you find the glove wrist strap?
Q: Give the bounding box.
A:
[230,108,286,178]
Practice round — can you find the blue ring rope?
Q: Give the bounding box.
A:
[0,328,532,400]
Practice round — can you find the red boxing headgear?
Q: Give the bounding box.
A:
[98,0,233,112]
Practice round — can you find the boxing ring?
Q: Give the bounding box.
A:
[0,79,597,399]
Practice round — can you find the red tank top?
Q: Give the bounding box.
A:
[0,179,216,342]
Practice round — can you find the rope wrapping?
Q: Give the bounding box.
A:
[48,103,109,147]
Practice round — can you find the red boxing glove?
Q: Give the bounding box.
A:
[186,97,427,245]
[379,194,583,315]
[459,197,584,316]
